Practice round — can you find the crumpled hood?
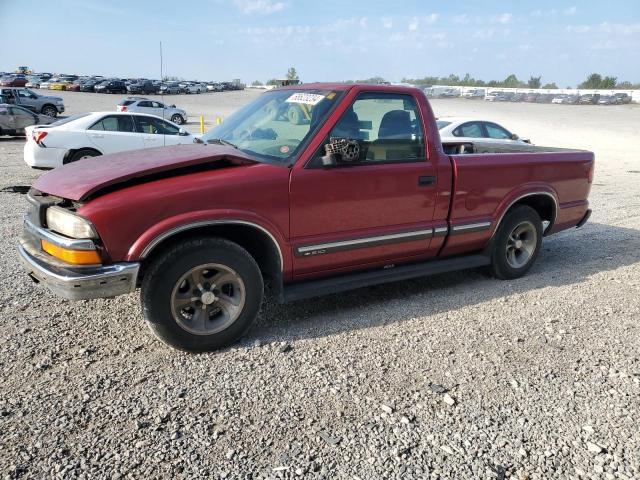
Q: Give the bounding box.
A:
[33,144,257,201]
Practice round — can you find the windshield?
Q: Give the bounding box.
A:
[201,88,344,164]
[436,120,452,130]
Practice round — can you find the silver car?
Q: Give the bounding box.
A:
[0,103,55,136]
[116,97,187,125]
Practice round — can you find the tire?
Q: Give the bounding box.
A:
[67,148,100,163]
[141,237,264,352]
[287,106,302,125]
[41,105,58,117]
[171,114,184,125]
[489,205,542,280]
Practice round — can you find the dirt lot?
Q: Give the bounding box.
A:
[0,91,639,479]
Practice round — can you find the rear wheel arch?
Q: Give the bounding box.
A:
[139,222,284,297]
[492,192,557,239]
[63,147,102,164]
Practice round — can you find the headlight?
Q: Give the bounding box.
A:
[46,206,97,239]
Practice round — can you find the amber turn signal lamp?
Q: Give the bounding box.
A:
[41,240,101,265]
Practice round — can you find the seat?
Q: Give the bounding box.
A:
[331,107,360,139]
[370,110,416,161]
[378,110,411,140]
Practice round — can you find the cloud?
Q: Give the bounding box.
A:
[453,14,469,25]
[566,25,591,33]
[566,22,640,35]
[598,22,640,35]
[424,13,439,24]
[473,28,495,39]
[233,0,284,15]
[492,13,512,25]
[382,17,393,29]
[564,6,577,15]
[408,17,418,31]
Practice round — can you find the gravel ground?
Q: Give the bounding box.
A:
[1,93,639,479]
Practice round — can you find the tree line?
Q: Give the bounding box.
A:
[251,69,639,90]
[402,73,639,90]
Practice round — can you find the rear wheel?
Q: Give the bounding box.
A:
[141,237,264,352]
[489,205,542,280]
[67,148,100,163]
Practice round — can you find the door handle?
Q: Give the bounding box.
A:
[91,134,104,138]
[418,175,436,186]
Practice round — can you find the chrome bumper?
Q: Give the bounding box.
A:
[19,215,139,301]
[19,244,140,301]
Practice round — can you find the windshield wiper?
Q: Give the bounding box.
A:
[206,138,238,149]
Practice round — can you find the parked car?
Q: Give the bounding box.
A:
[437,117,531,146]
[1,75,28,87]
[494,92,514,101]
[25,76,43,88]
[552,94,579,105]
[0,104,56,136]
[48,80,68,91]
[461,89,485,99]
[536,94,555,103]
[206,82,224,92]
[17,83,594,351]
[579,94,600,105]
[23,112,195,169]
[66,80,83,92]
[0,87,65,117]
[484,91,501,101]
[159,82,181,95]
[127,80,159,95]
[523,92,540,103]
[180,82,205,94]
[117,98,187,125]
[597,95,619,105]
[95,80,127,94]
[510,93,526,102]
[80,80,99,92]
[613,92,631,104]
[440,88,460,98]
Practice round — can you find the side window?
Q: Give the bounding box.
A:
[137,101,152,108]
[151,102,164,109]
[484,122,511,139]
[453,122,483,138]
[89,115,134,132]
[317,92,424,164]
[135,116,170,134]
[158,119,179,135]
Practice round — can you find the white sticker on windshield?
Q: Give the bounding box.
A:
[285,93,325,105]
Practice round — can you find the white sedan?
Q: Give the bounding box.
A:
[24,112,195,169]
[437,117,531,146]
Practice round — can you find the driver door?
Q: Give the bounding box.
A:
[289,91,440,278]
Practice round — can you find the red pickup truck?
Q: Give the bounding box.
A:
[19,83,593,351]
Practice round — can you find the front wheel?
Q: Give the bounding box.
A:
[489,205,542,280]
[41,105,58,117]
[141,237,264,352]
[171,114,184,125]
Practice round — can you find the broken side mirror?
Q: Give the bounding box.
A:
[321,138,362,167]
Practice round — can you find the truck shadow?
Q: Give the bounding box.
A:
[254,221,640,343]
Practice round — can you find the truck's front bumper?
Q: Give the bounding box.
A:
[19,218,139,301]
